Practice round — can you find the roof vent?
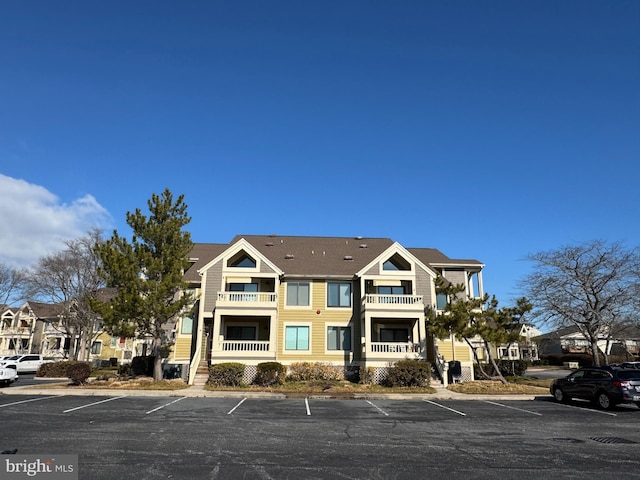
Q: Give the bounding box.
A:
[359,244,368,249]
[285,254,295,259]
[355,236,363,239]
[344,255,353,261]
[265,242,274,247]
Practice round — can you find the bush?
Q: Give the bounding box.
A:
[37,361,91,384]
[497,360,528,377]
[287,362,343,382]
[67,362,91,385]
[37,361,72,378]
[254,362,286,386]
[207,362,245,387]
[118,363,133,378]
[131,356,155,376]
[383,360,431,388]
[359,366,375,385]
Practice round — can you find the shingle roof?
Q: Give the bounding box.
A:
[186,234,483,280]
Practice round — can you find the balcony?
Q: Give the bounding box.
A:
[362,294,424,313]
[368,342,423,359]
[213,339,275,360]
[216,292,278,311]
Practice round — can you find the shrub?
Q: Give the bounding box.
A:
[383,360,431,387]
[359,366,376,385]
[207,362,245,387]
[131,356,155,376]
[287,362,343,382]
[254,362,286,386]
[67,362,91,385]
[37,361,72,378]
[496,360,528,377]
[118,363,133,378]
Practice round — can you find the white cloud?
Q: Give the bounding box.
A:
[0,174,113,268]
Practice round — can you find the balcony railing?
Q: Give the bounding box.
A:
[217,292,277,303]
[220,340,270,352]
[370,342,420,354]
[0,327,31,335]
[363,294,423,306]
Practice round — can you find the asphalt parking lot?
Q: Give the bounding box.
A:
[1,392,639,480]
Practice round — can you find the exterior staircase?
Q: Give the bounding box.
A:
[193,360,209,386]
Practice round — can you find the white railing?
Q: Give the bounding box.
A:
[217,292,277,303]
[370,342,420,354]
[0,327,31,335]
[364,294,423,305]
[220,340,270,352]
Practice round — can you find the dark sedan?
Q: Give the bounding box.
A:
[550,366,640,410]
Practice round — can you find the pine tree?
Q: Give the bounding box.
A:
[91,189,194,381]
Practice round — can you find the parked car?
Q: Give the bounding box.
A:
[0,365,18,386]
[0,354,53,373]
[550,366,640,410]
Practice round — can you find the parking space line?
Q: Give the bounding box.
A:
[483,400,542,416]
[422,400,466,416]
[63,396,126,413]
[227,397,247,415]
[305,398,311,416]
[145,397,187,414]
[0,396,60,408]
[365,400,389,416]
[557,403,617,416]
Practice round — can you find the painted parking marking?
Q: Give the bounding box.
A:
[483,400,542,416]
[145,397,187,414]
[557,402,617,416]
[227,397,247,415]
[0,396,60,408]
[365,400,389,416]
[422,400,466,416]
[63,396,126,413]
[305,398,311,416]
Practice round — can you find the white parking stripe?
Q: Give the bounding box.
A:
[483,400,542,416]
[0,396,60,408]
[145,397,187,414]
[422,400,466,416]
[227,397,247,415]
[63,396,126,413]
[557,403,617,416]
[305,398,311,416]
[365,400,390,416]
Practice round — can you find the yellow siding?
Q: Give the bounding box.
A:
[435,338,472,363]
[277,280,353,364]
[173,337,191,360]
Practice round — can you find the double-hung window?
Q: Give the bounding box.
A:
[287,282,310,306]
[327,282,351,308]
[285,326,309,350]
[327,326,351,351]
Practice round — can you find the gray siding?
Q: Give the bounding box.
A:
[202,261,223,313]
[415,265,433,307]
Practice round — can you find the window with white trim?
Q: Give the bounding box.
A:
[327,282,351,308]
[286,282,310,306]
[327,326,351,351]
[285,326,309,350]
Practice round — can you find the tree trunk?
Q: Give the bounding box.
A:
[152,336,163,381]
[591,339,601,366]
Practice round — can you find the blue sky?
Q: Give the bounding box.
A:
[1,1,638,307]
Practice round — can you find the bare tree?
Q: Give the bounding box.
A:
[522,240,640,366]
[25,229,106,360]
[0,263,27,307]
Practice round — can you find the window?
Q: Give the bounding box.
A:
[383,254,411,271]
[229,283,258,292]
[227,326,257,340]
[327,326,351,351]
[287,282,310,306]
[328,282,351,307]
[380,328,409,342]
[228,252,256,268]
[285,326,309,350]
[180,317,193,335]
[436,293,448,310]
[91,342,102,355]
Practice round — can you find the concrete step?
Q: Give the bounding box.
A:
[193,373,209,386]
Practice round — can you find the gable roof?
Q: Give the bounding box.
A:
[233,234,394,277]
[185,235,483,280]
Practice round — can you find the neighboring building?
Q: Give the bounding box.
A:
[169,235,485,386]
[536,325,640,360]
